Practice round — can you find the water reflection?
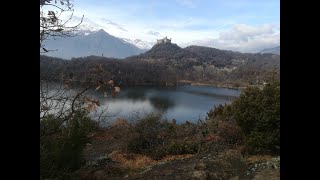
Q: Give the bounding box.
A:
[123,88,147,101]
[97,85,240,123]
[149,96,175,113]
[44,84,241,123]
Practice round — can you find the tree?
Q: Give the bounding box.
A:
[40,1,121,179]
[232,79,280,154]
[205,78,280,154]
[40,0,83,53]
[40,0,121,132]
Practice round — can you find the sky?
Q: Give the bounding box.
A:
[61,0,280,52]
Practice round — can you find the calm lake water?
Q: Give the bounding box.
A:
[87,85,241,123]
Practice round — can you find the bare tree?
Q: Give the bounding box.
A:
[40,0,83,53]
[40,2,122,178]
[40,0,121,133]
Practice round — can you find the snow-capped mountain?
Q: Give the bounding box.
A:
[121,38,154,50]
[67,17,154,50]
[42,29,146,59]
[68,17,106,32]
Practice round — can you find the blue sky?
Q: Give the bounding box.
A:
[65,0,280,52]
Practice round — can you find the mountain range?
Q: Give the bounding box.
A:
[41,41,280,88]
[259,46,280,55]
[42,29,147,59]
[42,28,280,59]
[130,43,280,70]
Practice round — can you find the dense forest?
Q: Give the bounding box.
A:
[40,43,280,88]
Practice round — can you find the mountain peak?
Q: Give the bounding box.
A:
[96,29,109,35]
[148,43,181,53]
[140,43,201,59]
[42,29,145,59]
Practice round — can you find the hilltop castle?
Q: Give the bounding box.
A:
[156,36,172,44]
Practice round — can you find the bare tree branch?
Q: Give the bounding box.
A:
[40,0,84,53]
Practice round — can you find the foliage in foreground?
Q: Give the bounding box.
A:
[40,110,99,180]
[206,79,280,154]
[127,114,202,160]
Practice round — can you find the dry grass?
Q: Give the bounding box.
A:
[109,150,156,169]
[90,118,130,141]
[161,154,195,161]
[253,169,280,180]
[91,130,114,141]
[112,118,129,128]
[217,149,241,160]
[108,150,194,169]
[245,155,274,164]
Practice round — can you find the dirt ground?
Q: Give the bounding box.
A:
[79,125,279,180]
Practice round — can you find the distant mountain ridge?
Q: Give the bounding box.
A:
[259,46,280,55]
[139,43,198,59]
[42,29,147,59]
[129,43,279,69]
[121,38,154,50]
[41,42,280,88]
[42,26,280,60]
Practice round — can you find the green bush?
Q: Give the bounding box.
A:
[206,104,243,144]
[40,110,99,179]
[127,114,174,153]
[127,113,201,159]
[232,80,280,154]
[167,141,200,155]
[206,79,279,154]
[149,141,200,160]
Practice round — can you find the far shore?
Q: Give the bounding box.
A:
[177,80,246,90]
[44,79,246,90]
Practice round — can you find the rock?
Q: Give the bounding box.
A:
[191,170,208,180]
[272,163,278,169]
[266,161,271,167]
[88,155,114,168]
[195,163,207,170]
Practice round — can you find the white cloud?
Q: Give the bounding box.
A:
[147,30,161,36]
[183,24,280,53]
[61,12,279,53]
[219,24,274,42]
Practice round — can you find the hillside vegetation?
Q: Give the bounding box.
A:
[40,78,280,179]
[41,43,279,88]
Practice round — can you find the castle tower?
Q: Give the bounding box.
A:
[156,36,172,44]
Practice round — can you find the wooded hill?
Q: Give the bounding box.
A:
[40,43,280,87]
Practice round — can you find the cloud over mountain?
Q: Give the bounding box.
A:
[183,24,279,53]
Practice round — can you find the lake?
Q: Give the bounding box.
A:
[86,85,241,123]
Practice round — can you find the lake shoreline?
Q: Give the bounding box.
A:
[177,80,246,90]
[45,79,246,90]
